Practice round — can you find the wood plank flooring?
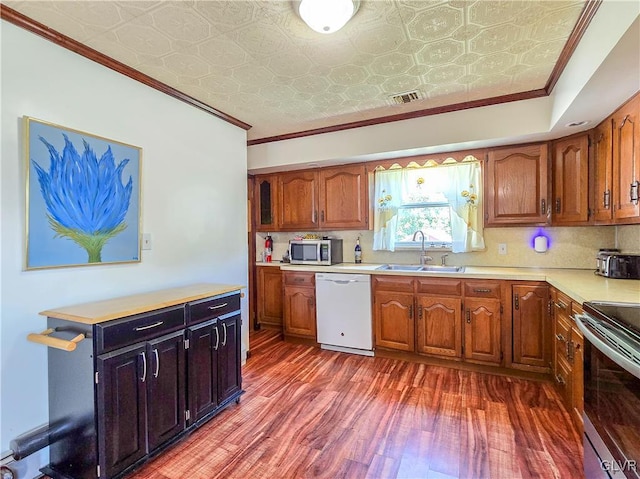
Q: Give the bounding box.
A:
[129,329,583,479]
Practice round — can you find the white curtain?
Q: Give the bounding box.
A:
[372,161,485,253]
[441,162,485,253]
[372,168,403,251]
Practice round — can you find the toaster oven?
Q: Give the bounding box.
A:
[596,253,640,279]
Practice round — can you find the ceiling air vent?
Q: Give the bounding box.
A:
[390,90,422,105]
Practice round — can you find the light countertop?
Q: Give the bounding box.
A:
[39,283,245,325]
[257,262,640,305]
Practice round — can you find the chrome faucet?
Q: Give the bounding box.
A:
[441,253,449,266]
[412,230,433,265]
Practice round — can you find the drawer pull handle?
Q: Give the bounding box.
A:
[208,303,228,310]
[153,348,160,378]
[294,278,304,283]
[473,289,491,293]
[222,322,228,347]
[555,333,566,342]
[555,374,565,386]
[27,328,85,352]
[214,326,220,351]
[555,301,567,310]
[134,321,164,331]
[141,351,147,383]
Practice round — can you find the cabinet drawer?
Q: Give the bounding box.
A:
[555,315,572,364]
[96,305,185,354]
[284,272,315,287]
[188,293,241,325]
[416,278,462,296]
[555,356,573,407]
[554,291,572,320]
[464,281,501,298]
[372,275,414,293]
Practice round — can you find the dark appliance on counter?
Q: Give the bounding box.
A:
[575,302,640,479]
[289,238,343,265]
[595,253,640,279]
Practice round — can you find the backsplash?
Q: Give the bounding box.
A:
[617,224,640,253]
[256,225,628,269]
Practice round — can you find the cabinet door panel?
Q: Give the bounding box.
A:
[97,345,147,479]
[319,165,368,229]
[218,314,242,403]
[594,121,614,222]
[254,175,279,231]
[486,144,549,225]
[374,291,414,351]
[416,296,461,358]
[552,135,589,224]
[278,171,318,230]
[147,332,185,451]
[513,285,550,370]
[283,286,317,338]
[613,95,640,221]
[257,267,283,328]
[187,320,218,423]
[464,298,501,364]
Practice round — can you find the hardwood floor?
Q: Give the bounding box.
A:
[129,329,582,479]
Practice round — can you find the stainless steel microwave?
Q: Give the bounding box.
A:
[289,239,343,265]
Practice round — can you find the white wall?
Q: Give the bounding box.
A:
[0,20,249,471]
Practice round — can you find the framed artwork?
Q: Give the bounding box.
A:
[25,116,142,270]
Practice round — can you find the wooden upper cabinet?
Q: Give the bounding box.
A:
[551,134,590,225]
[593,120,614,222]
[612,94,640,222]
[278,171,319,230]
[319,165,368,229]
[253,175,279,231]
[485,143,549,226]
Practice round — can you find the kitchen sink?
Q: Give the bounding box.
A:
[377,264,465,273]
[421,265,465,273]
[377,264,424,271]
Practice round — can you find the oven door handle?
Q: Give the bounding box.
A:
[575,314,640,379]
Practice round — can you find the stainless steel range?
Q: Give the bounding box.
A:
[575,302,640,479]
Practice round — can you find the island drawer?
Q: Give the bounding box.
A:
[95,304,185,353]
[188,292,241,325]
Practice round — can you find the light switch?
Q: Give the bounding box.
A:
[142,233,152,250]
[498,243,507,255]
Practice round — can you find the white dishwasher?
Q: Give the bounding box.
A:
[315,273,373,356]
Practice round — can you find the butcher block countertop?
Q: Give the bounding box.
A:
[39,283,244,325]
[258,262,640,305]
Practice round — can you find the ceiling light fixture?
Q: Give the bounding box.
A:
[296,0,360,34]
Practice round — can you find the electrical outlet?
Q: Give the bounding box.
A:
[498,243,507,255]
[142,233,152,250]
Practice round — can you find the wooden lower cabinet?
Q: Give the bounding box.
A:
[373,276,503,366]
[464,297,501,365]
[512,283,550,372]
[283,272,316,339]
[550,287,585,433]
[416,295,461,358]
[256,266,283,328]
[374,290,415,351]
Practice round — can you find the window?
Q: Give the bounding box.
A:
[372,160,485,253]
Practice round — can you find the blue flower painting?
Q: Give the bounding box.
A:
[26,118,141,269]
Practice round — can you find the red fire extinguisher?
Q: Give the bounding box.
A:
[265,234,273,262]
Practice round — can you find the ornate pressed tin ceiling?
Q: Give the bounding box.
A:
[3,1,587,142]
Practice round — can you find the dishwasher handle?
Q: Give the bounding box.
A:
[327,279,358,285]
